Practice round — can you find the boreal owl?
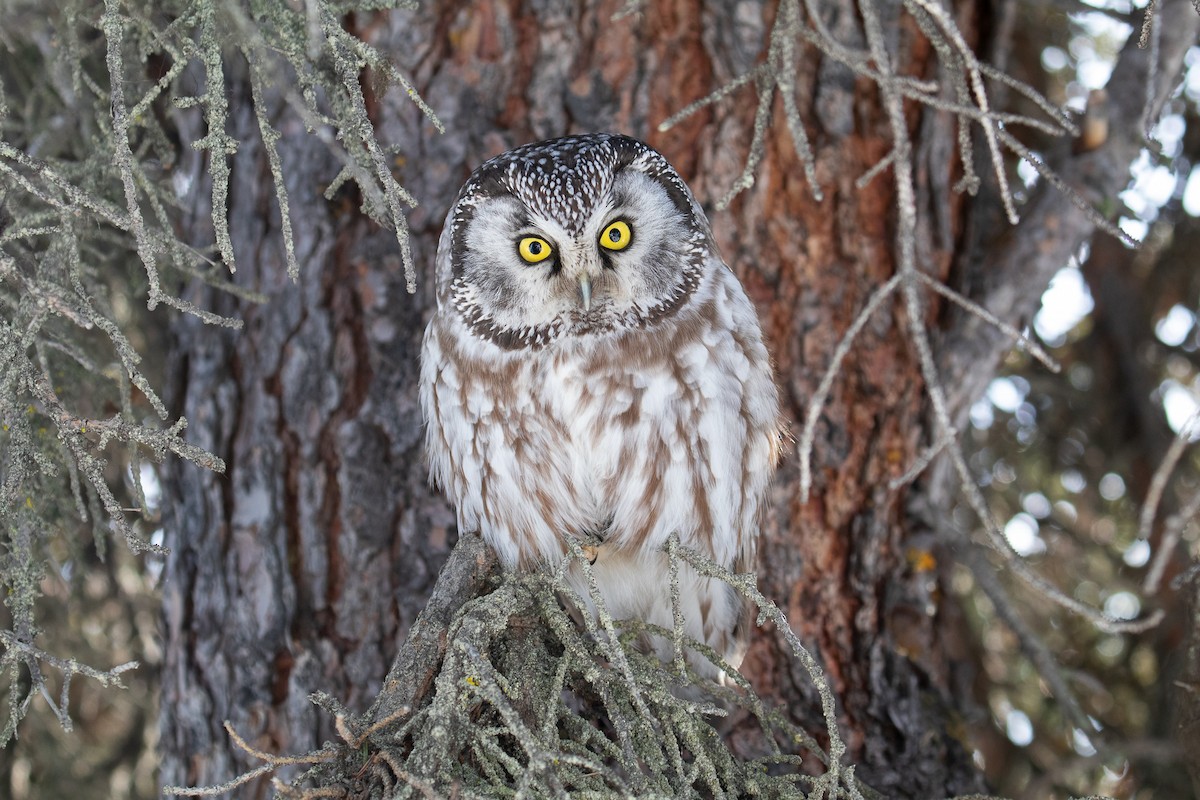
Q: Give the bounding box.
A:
[420,133,780,678]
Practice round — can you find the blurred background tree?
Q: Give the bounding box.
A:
[949,5,1200,795]
[1,1,1199,799]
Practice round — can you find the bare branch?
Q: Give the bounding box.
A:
[1142,407,1200,594]
[913,271,1060,373]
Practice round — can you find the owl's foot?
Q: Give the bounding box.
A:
[581,544,599,564]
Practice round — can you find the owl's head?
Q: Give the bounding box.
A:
[437,134,714,350]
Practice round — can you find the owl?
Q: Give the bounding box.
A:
[420,133,780,678]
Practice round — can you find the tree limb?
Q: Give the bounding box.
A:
[365,532,500,733]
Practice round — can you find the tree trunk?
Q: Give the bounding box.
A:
[157,2,1197,797]
[158,51,454,792]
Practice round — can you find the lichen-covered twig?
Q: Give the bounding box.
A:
[798,273,902,502]
[857,0,1164,643]
[662,0,1076,213]
[0,628,138,744]
[170,531,880,798]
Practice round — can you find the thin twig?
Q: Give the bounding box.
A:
[889,433,955,490]
[862,0,1162,638]
[913,271,1061,372]
[1145,490,1200,596]
[1141,408,1200,594]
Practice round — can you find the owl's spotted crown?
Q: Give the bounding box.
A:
[456,134,696,235]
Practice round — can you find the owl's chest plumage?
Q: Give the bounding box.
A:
[420,266,778,575]
[538,341,703,554]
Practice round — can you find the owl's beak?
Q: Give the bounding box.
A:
[578,275,593,313]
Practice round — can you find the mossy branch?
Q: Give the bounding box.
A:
[168,533,879,799]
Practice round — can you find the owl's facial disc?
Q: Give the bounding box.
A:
[446,134,712,349]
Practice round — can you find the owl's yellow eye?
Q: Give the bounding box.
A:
[599,220,632,251]
[518,236,553,264]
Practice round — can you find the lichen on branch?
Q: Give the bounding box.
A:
[167,533,873,800]
[0,0,434,742]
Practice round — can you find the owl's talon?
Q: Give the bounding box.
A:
[581,544,599,564]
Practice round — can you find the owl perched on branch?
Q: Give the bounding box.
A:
[420,134,780,677]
